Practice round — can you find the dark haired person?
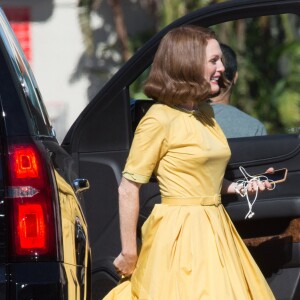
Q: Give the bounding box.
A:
[104,26,274,299]
[211,43,267,138]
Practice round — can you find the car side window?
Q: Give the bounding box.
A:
[0,12,53,137]
[211,13,300,137]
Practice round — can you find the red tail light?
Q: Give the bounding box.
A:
[6,142,56,259]
[13,146,39,179]
[18,204,46,249]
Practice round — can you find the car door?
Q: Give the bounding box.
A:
[62,0,300,299]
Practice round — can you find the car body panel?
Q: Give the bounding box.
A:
[56,169,89,267]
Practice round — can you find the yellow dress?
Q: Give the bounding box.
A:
[103,103,275,300]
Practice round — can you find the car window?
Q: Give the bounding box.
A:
[211,13,300,136]
[129,13,300,138]
[0,11,53,137]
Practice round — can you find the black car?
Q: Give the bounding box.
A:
[60,0,300,299]
[0,9,91,300]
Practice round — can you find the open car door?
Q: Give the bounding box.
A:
[62,0,300,299]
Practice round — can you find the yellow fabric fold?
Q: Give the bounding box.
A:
[122,172,150,184]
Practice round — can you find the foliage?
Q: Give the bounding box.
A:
[159,0,225,27]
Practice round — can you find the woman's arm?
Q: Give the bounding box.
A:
[221,167,275,195]
[113,177,141,277]
[221,178,236,194]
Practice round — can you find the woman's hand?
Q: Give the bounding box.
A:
[246,167,275,193]
[223,167,276,195]
[113,252,138,278]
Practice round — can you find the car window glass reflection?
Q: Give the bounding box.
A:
[0,13,52,136]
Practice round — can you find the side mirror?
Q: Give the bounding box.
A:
[73,178,90,193]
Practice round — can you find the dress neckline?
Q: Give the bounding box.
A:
[172,103,203,115]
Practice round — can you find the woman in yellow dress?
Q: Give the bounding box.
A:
[103,25,275,299]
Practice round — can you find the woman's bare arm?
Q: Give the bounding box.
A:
[113,177,141,277]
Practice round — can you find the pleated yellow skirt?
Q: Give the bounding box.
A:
[103,200,275,300]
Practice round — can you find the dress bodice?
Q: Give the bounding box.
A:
[123,103,231,199]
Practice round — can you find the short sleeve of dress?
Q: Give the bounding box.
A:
[123,108,168,184]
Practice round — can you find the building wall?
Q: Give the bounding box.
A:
[32,0,88,143]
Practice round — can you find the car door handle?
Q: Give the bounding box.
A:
[73,178,90,193]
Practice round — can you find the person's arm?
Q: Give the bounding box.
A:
[221,178,237,194]
[221,167,275,195]
[113,177,141,277]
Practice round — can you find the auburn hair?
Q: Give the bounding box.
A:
[144,25,223,106]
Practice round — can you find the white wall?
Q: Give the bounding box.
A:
[31,0,89,143]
